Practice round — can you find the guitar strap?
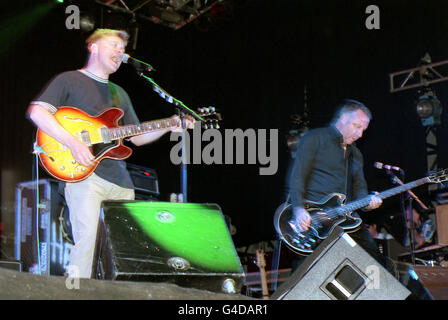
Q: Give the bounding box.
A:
[345,145,354,202]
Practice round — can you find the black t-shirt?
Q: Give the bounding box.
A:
[32,70,139,189]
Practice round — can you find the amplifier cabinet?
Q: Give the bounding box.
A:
[14,179,72,275]
[93,201,245,293]
[435,204,448,245]
[127,163,159,197]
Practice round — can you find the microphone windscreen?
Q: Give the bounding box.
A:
[121,53,130,63]
[373,162,383,169]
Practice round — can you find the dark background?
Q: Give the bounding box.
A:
[2,0,448,254]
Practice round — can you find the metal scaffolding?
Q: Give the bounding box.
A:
[94,0,227,30]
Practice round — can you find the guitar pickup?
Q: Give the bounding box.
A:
[99,126,111,143]
[77,130,92,146]
[306,236,316,243]
[303,242,312,248]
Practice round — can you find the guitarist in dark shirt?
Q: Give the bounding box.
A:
[288,99,386,266]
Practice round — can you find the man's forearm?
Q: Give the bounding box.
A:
[27,104,78,148]
[129,129,169,146]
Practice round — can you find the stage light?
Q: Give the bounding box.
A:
[416,99,433,118]
[79,14,95,32]
[416,90,442,126]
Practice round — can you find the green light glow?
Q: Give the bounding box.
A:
[0,3,54,56]
[123,202,242,272]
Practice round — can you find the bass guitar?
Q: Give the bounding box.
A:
[35,106,220,182]
[273,169,448,255]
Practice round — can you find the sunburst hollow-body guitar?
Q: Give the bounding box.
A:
[35,106,219,182]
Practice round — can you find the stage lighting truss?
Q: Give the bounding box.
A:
[389,55,448,93]
[94,0,226,30]
[389,54,446,175]
[416,90,442,127]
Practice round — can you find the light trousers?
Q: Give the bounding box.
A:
[64,173,134,278]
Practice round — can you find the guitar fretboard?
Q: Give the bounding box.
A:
[330,177,429,217]
[108,118,177,140]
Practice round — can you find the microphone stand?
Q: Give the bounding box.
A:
[387,170,419,265]
[131,68,204,203]
[178,108,188,202]
[405,196,416,265]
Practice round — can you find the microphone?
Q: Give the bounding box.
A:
[121,54,156,72]
[373,162,403,172]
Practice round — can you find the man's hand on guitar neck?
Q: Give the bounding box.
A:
[130,114,195,146]
[363,192,382,211]
[170,114,195,132]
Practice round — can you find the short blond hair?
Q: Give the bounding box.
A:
[85,28,129,49]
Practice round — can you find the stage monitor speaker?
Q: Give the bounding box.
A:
[435,204,448,245]
[92,201,245,294]
[271,227,411,300]
[0,260,22,272]
[14,179,72,276]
